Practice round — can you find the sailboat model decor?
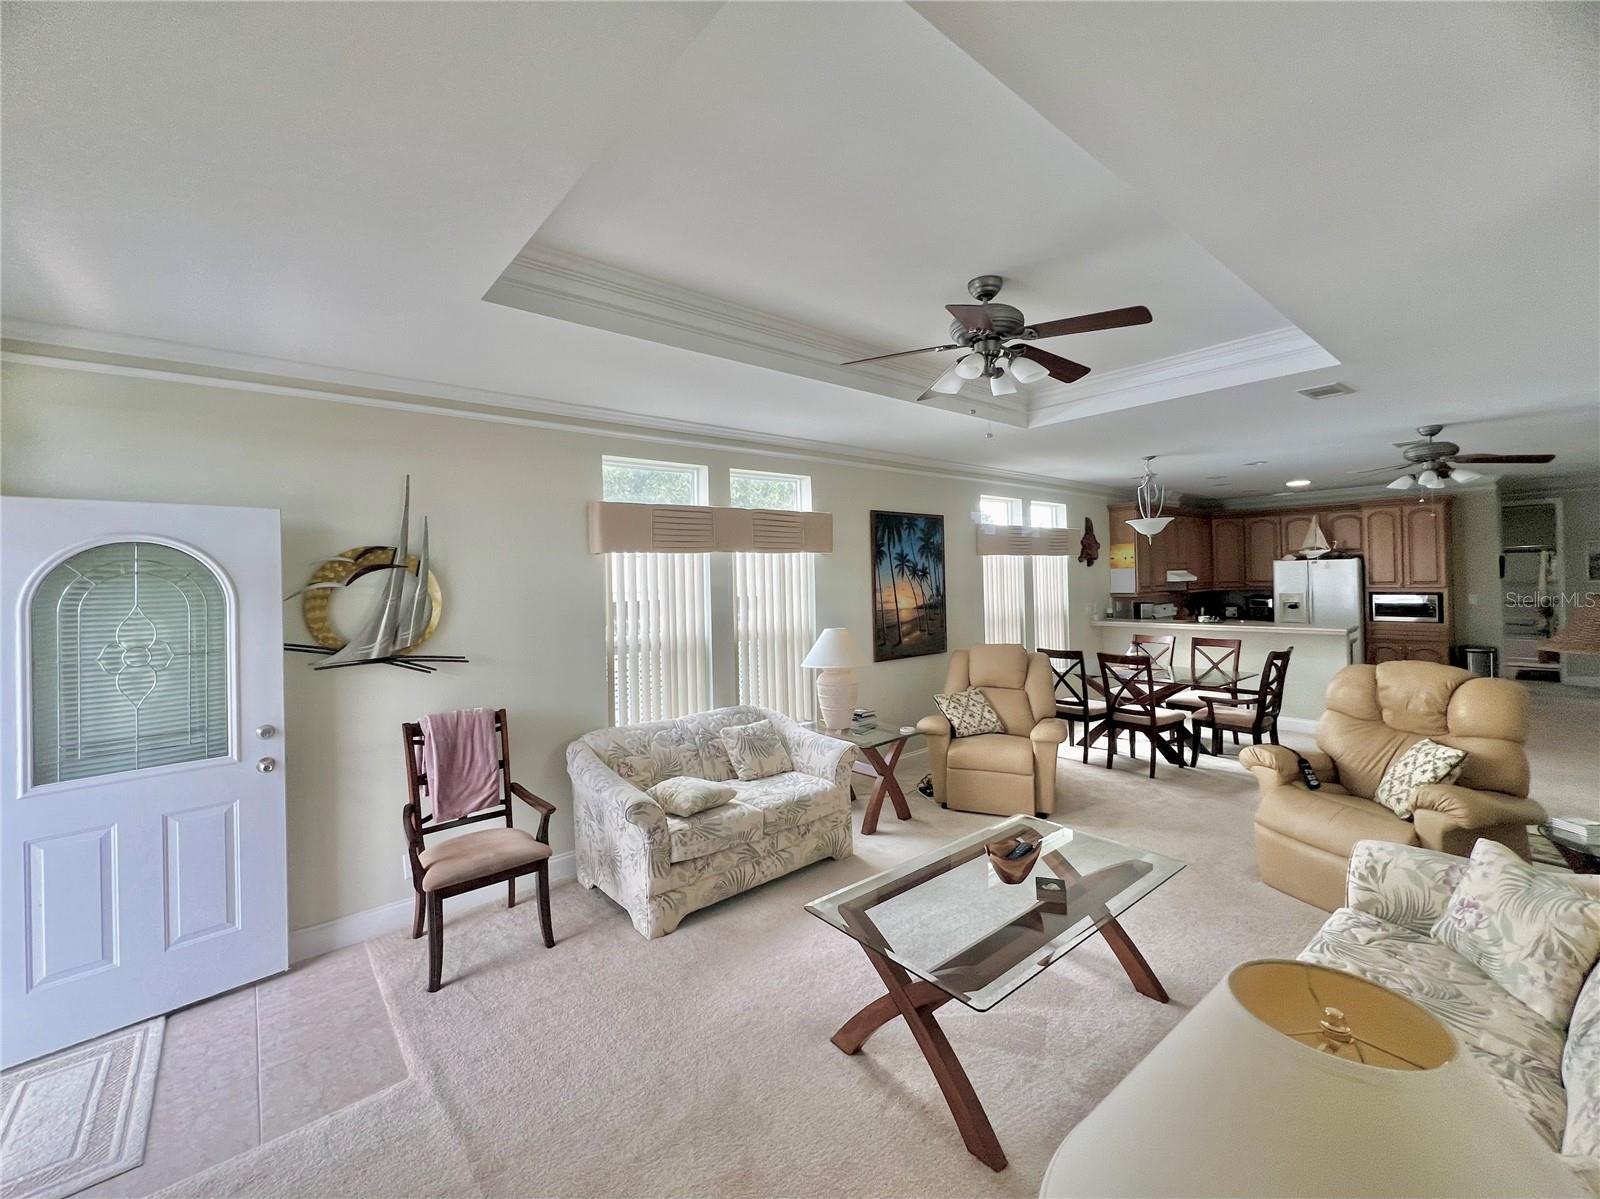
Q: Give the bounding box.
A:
[284,478,468,673]
[1297,517,1332,560]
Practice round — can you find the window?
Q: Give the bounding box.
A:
[603,458,711,724]
[30,542,229,785]
[731,470,815,718]
[979,495,1072,650]
[1030,502,1071,651]
[980,495,1026,643]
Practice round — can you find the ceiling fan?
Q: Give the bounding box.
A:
[1352,424,1555,491]
[840,275,1151,400]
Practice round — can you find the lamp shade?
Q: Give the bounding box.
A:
[802,627,864,670]
[1549,601,1600,654]
[1040,959,1582,1198]
[1126,516,1174,540]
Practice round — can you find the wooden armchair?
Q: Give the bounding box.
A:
[402,709,556,992]
[1189,648,1292,763]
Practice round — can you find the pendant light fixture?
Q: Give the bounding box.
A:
[1127,456,1174,540]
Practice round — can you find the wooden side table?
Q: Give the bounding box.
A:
[805,721,922,835]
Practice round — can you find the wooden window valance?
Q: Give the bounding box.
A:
[587,502,833,554]
[975,523,1081,556]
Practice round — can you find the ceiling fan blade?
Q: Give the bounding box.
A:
[1451,453,1556,464]
[840,343,959,366]
[946,304,994,333]
[1013,344,1091,384]
[1349,464,1414,475]
[1026,305,1153,340]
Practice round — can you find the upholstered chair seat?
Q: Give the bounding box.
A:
[1242,662,1547,910]
[918,645,1067,818]
[420,827,552,892]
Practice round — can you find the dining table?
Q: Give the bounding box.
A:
[1082,667,1259,765]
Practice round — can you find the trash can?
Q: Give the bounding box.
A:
[1459,645,1499,678]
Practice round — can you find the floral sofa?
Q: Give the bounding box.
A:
[1300,840,1600,1186]
[567,706,856,939]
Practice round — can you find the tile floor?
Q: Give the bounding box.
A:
[78,946,405,1198]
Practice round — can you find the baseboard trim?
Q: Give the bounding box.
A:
[289,850,577,964]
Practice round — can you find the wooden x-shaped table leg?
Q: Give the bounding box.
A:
[832,947,1008,1172]
[858,739,912,835]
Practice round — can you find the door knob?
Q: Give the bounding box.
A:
[256,757,277,773]
[256,724,278,739]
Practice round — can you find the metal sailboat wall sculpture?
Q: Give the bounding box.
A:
[284,477,468,673]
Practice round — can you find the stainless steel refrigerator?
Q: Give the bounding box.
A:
[1274,558,1365,661]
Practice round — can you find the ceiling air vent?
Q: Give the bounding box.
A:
[1296,382,1356,400]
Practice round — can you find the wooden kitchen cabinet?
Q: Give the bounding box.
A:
[1365,622,1451,666]
[1210,517,1245,589]
[1244,517,1281,588]
[1164,515,1213,587]
[1401,503,1449,589]
[1324,510,1363,555]
[1280,512,1315,558]
[1362,505,1403,588]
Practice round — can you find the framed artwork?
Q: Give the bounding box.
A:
[1587,540,1600,583]
[870,510,946,662]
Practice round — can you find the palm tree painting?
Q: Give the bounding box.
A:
[869,511,946,661]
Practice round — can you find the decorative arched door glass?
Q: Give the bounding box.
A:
[30,542,229,786]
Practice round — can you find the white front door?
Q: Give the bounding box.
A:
[2,497,287,1067]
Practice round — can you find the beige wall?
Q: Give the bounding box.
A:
[1450,487,1503,650]
[1,360,1110,930]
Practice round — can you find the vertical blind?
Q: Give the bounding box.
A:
[982,556,1027,644]
[734,550,815,718]
[605,552,712,725]
[1032,554,1071,651]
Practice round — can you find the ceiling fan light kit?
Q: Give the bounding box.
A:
[1353,424,1556,492]
[840,275,1151,406]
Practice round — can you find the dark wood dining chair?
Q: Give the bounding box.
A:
[1038,647,1106,764]
[1165,637,1244,714]
[1190,648,1293,764]
[1129,633,1176,676]
[1098,653,1191,778]
[402,709,556,992]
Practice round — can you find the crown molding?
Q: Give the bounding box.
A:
[1214,477,1499,510]
[0,323,1126,498]
[1026,326,1339,425]
[488,244,1335,430]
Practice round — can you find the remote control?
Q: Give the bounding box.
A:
[1295,754,1322,790]
[1004,839,1038,861]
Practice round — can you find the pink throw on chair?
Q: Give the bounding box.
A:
[420,708,501,820]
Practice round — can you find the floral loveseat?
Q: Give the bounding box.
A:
[1300,840,1600,1185]
[567,706,856,938]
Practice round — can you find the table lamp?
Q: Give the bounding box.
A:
[1040,959,1584,1198]
[802,627,864,731]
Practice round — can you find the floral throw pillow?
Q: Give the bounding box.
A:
[647,775,736,818]
[718,719,794,781]
[934,688,1005,738]
[1431,838,1600,1029]
[1373,738,1466,820]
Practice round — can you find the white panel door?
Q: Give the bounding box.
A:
[2,497,287,1067]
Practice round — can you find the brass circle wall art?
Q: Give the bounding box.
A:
[300,545,443,652]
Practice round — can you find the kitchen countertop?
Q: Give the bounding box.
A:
[1093,618,1356,637]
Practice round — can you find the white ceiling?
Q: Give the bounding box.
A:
[3,2,1595,499]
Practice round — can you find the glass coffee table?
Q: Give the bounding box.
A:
[806,817,1184,1171]
[804,720,923,835]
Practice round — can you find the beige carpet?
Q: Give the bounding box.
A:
[153,751,1329,1199]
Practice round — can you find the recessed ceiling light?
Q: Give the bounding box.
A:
[1285,479,1312,488]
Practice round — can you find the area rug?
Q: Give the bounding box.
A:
[1,1019,164,1199]
[158,751,1329,1198]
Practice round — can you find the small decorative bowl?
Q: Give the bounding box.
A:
[986,835,1039,885]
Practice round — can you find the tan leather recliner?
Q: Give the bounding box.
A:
[1242,662,1546,910]
[917,645,1068,818]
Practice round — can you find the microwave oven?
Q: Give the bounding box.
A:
[1369,592,1444,623]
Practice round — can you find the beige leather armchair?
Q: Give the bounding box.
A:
[1242,662,1546,910]
[917,645,1068,818]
